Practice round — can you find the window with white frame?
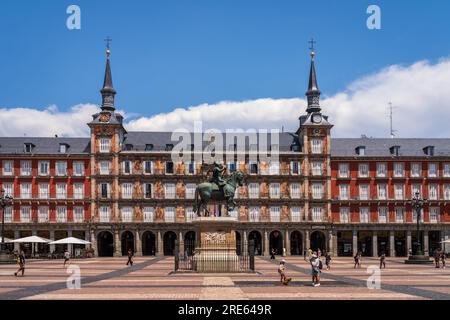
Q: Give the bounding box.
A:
[20,160,32,176]
[360,207,369,223]
[99,206,110,222]
[227,208,238,219]
[429,207,440,223]
[339,184,349,200]
[248,183,259,199]
[56,183,67,199]
[378,207,388,223]
[249,207,260,222]
[56,206,67,222]
[73,162,84,176]
[73,183,84,199]
[2,183,13,197]
[20,183,31,199]
[395,207,405,223]
[3,206,13,223]
[227,162,237,173]
[249,162,258,174]
[2,160,13,176]
[445,185,450,200]
[338,163,349,178]
[290,183,301,199]
[270,207,281,222]
[122,160,132,175]
[290,161,300,175]
[185,184,196,199]
[311,207,323,222]
[59,144,67,153]
[428,163,438,178]
[38,206,49,223]
[311,139,323,154]
[20,206,31,223]
[121,207,133,222]
[428,184,439,200]
[99,138,111,153]
[411,184,422,197]
[269,183,280,199]
[358,163,369,177]
[394,184,404,200]
[376,162,387,177]
[165,161,174,174]
[55,161,67,176]
[411,163,421,177]
[290,207,301,222]
[38,161,49,176]
[312,183,324,199]
[73,207,84,223]
[186,162,196,175]
[412,209,424,223]
[377,184,387,200]
[359,184,369,200]
[100,183,110,199]
[312,161,323,175]
[185,207,196,222]
[444,163,450,177]
[122,183,133,199]
[339,207,350,223]
[39,183,49,199]
[143,183,152,199]
[269,161,280,175]
[164,183,176,199]
[144,160,153,174]
[164,207,175,223]
[393,162,404,177]
[99,161,110,175]
[143,207,154,222]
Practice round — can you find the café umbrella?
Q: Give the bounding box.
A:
[49,237,91,257]
[11,236,52,257]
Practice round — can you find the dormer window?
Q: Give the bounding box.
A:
[59,144,68,153]
[355,146,366,156]
[24,143,34,153]
[423,146,435,156]
[124,144,133,151]
[165,144,174,151]
[390,146,400,156]
[145,144,154,151]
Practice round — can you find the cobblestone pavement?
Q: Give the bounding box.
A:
[0,256,449,300]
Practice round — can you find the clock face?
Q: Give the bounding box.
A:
[312,114,322,123]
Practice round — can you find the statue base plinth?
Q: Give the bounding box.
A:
[405,255,433,264]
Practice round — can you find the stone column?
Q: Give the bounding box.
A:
[90,229,97,256]
[243,230,248,255]
[135,230,143,256]
[67,230,73,256]
[372,232,378,257]
[264,230,269,256]
[331,230,338,256]
[285,230,290,256]
[157,231,163,256]
[406,230,412,257]
[305,230,311,251]
[352,230,358,256]
[14,230,20,252]
[114,230,121,257]
[179,231,184,257]
[32,230,37,256]
[423,230,429,256]
[49,230,55,254]
[389,231,395,257]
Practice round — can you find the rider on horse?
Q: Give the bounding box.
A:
[209,162,232,199]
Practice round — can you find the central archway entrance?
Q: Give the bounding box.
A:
[97,231,114,257]
[121,231,135,256]
[269,230,283,255]
[142,231,156,256]
[310,231,326,253]
[290,231,303,255]
[163,231,177,256]
[248,231,262,256]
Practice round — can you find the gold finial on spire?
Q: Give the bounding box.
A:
[308,38,316,60]
[105,36,112,58]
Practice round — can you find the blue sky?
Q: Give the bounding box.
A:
[1,0,449,116]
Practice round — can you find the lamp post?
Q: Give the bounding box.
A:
[0,189,14,264]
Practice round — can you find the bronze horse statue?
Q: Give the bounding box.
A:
[194,170,244,217]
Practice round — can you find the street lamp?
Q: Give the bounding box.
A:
[0,189,14,264]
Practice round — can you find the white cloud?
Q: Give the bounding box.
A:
[2,58,450,138]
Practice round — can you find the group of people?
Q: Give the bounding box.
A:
[13,248,71,277]
[434,248,446,269]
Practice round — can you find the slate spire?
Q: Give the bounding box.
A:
[305,39,321,113]
[100,39,116,111]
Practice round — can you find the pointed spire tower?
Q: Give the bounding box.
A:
[100,39,116,111]
[305,45,321,114]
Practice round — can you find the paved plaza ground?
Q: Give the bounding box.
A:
[0,256,449,300]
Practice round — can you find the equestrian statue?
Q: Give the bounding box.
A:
[194,163,244,217]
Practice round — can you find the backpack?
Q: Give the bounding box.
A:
[318,259,323,270]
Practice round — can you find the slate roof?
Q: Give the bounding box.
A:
[0,137,90,155]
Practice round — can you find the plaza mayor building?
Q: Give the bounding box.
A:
[1,49,449,258]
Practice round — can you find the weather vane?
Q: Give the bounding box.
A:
[308,38,316,59]
[105,36,112,57]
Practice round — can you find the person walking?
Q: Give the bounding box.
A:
[278,259,290,285]
[379,253,386,269]
[440,251,446,269]
[310,252,321,287]
[126,249,134,266]
[270,248,276,260]
[307,248,313,260]
[325,252,331,271]
[63,249,70,267]
[434,249,441,268]
[353,252,360,269]
[14,251,26,277]
[303,248,307,261]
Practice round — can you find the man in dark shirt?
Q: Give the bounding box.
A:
[14,251,26,277]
